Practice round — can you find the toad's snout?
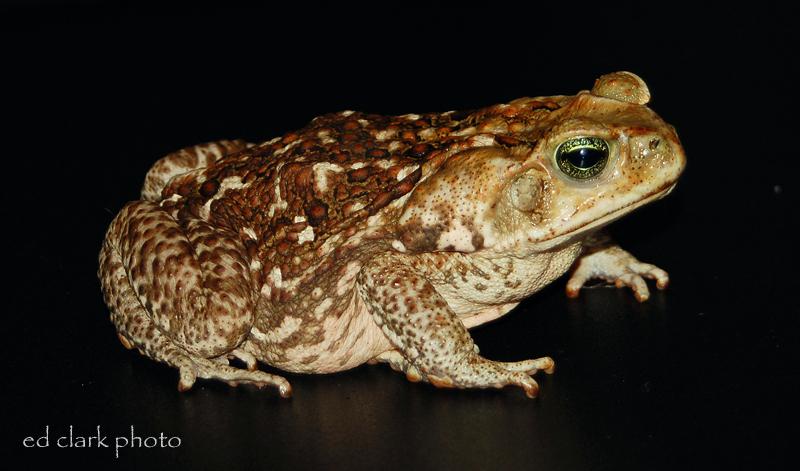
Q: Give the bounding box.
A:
[626,131,686,187]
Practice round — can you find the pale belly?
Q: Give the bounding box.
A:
[461,302,521,329]
[244,291,392,374]
[242,243,580,374]
[433,242,583,319]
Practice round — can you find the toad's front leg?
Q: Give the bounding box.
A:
[566,234,669,302]
[358,253,553,398]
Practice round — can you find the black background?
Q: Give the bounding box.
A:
[2,2,797,470]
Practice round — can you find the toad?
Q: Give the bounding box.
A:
[99,71,685,398]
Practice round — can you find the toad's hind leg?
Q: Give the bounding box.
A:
[98,201,291,397]
[103,285,291,396]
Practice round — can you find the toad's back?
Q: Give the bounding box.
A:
[156,99,570,301]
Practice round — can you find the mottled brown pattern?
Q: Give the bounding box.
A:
[154,101,568,287]
[141,139,251,202]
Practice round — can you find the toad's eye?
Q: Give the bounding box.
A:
[555,137,609,180]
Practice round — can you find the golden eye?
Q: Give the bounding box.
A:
[555,137,609,179]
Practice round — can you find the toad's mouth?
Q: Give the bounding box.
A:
[530,181,679,250]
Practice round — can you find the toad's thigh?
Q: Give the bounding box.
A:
[99,200,256,357]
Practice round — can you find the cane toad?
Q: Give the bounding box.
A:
[99,71,685,398]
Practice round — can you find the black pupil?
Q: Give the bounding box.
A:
[567,147,604,169]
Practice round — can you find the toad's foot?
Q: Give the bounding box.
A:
[373,351,554,393]
[499,356,556,375]
[112,304,291,397]
[566,245,669,302]
[177,354,292,397]
[212,349,259,370]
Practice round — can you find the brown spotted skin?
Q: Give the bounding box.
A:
[98,72,686,397]
[358,254,552,397]
[141,139,252,202]
[99,200,291,395]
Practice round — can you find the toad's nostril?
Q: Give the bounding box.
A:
[649,138,660,151]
